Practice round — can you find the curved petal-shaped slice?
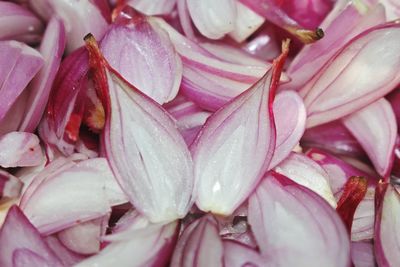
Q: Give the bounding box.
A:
[171,215,223,267]
[190,42,289,215]
[275,152,337,207]
[303,22,400,128]
[0,206,62,267]
[374,183,400,267]
[187,0,236,39]
[101,9,182,104]
[19,17,66,132]
[86,35,194,223]
[248,172,351,267]
[0,132,43,168]
[342,98,397,178]
[270,90,306,168]
[21,158,125,235]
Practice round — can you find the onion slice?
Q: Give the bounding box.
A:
[248,172,351,266]
[270,90,306,168]
[0,132,43,168]
[0,170,22,200]
[0,206,63,267]
[171,215,223,267]
[19,17,66,132]
[86,34,194,223]
[342,98,397,178]
[190,40,289,215]
[275,152,337,207]
[303,22,400,128]
[374,183,400,267]
[101,8,182,104]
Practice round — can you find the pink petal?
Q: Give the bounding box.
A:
[171,215,223,266]
[248,172,351,266]
[101,9,182,104]
[343,98,397,178]
[19,17,66,132]
[270,90,306,168]
[190,42,289,215]
[0,132,43,168]
[303,22,400,128]
[86,36,194,223]
[0,206,62,267]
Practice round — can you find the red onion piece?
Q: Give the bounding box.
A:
[19,17,66,132]
[270,90,306,168]
[86,35,194,223]
[301,120,366,158]
[248,172,351,266]
[29,0,108,52]
[101,10,182,104]
[336,176,368,233]
[126,0,177,15]
[0,1,44,43]
[0,132,43,168]
[223,240,264,267]
[186,0,236,39]
[0,170,22,200]
[275,152,337,207]
[20,158,125,235]
[303,22,400,128]
[153,18,272,111]
[351,241,376,267]
[191,41,289,215]
[0,206,63,267]
[0,40,43,122]
[39,47,89,155]
[171,215,223,267]
[164,95,212,146]
[286,2,385,92]
[306,148,377,241]
[380,0,400,20]
[228,1,265,42]
[12,249,49,267]
[343,98,397,178]
[44,236,86,266]
[387,88,400,130]
[57,217,106,255]
[76,218,178,267]
[374,183,400,267]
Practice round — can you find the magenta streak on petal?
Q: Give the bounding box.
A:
[0,41,43,122]
[248,172,351,266]
[19,17,66,132]
[343,98,397,179]
[0,1,44,43]
[0,206,63,267]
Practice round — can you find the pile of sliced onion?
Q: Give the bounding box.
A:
[0,0,399,266]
